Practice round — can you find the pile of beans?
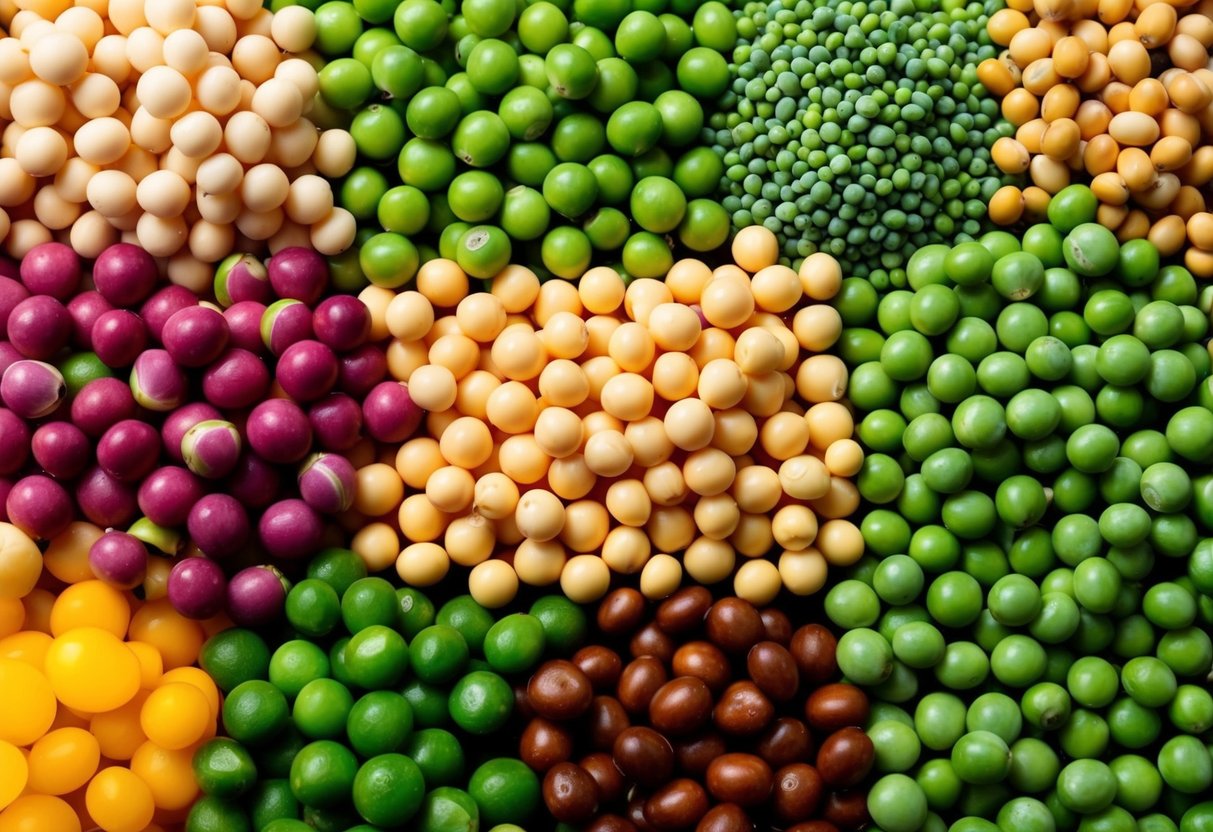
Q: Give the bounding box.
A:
[0,0,357,268]
[980,0,1213,275]
[517,586,874,832]
[343,227,864,608]
[0,520,221,832]
[716,0,1012,285]
[281,0,736,286]
[192,549,583,832]
[830,185,1213,832]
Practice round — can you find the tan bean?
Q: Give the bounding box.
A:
[1134,2,1177,47]
[1159,109,1200,145]
[1072,19,1110,53]
[1076,53,1113,93]
[1034,0,1075,21]
[1091,171,1131,204]
[1108,40,1150,84]
[1010,28,1054,67]
[989,8,1032,45]
[992,137,1032,173]
[1075,100,1114,137]
[1168,34,1207,71]
[1107,21,1141,47]
[1183,247,1213,279]
[1041,118,1082,159]
[1151,135,1193,171]
[1171,186,1206,219]
[1030,154,1071,193]
[1148,215,1186,255]
[1165,72,1212,114]
[1023,186,1053,221]
[1179,146,1213,186]
[1128,78,1169,116]
[1108,111,1160,145]
[1102,81,1132,113]
[1187,213,1213,249]
[1098,0,1133,24]
[1176,14,1213,47]
[988,185,1025,225]
[1085,133,1122,173]
[1097,202,1130,230]
[1003,88,1040,125]
[1118,147,1157,189]
[1041,83,1081,120]
[1116,209,1150,242]
[1052,36,1091,78]
[977,58,1018,96]
[1017,118,1049,153]
[1023,58,1062,96]
[1136,172,1181,210]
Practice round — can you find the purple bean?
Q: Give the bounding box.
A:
[308,394,363,451]
[246,398,312,463]
[161,305,230,368]
[363,381,422,443]
[160,402,222,464]
[168,557,228,619]
[214,253,271,307]
[0,276,29,340]
[75,465,138,527]
[201,348,269,410]
[0,343,20,377]
[140,285,197,343]
[223,301,268,355]
[277,339,338,402]
[20,242,81,301]
[7,295,72,359]
[187,493,250,559]
[91,309,148,368]
[6,474,73,539]
[96,419,161,482]
[180,419,242,479]
[337,344,388,397]
[267,247,327,305]
[258,498,323,560]
[71,377,137,438]
[88,530,148,589]
[137,466,204,527]
[298,452,356,514]
[226,565,287,627]
[260,298,313,356]
[93,242,158,306]
[130,349,188,412]
[1,360,66,419]
[0,408,30,476]
[31,421,91,480]
[313,295,370,352]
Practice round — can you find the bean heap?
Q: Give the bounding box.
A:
[0,0,357,268]
[192,549,583,832]
[830,184,1213,832]
[517,586,874,832]
[341,228,865,608]
[981,0,1213,273]
[285,0,737,286]
[717,0,1011,284]
[0,521,222,832]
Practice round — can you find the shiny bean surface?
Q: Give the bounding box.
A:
[815,727,874,789]
[705,753,774,807]
[599,587,648,634]
[649,676,715,736]
[773,763,825,824]
[656,586,713,633]
[613,726,676,788]
[746,640,800,702]
[644,778,711,831]
[671,641,732,693]
[755,716,814,768]
[705,598,766,653]
[520,717,575,772]
[575,645,625,690]
[713,681,775,735]
[529,659,594,720]
[618,656,669,715]
[804,683,869,731]
[543,762,600,824]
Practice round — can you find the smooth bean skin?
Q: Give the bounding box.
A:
[657,586,713,633]
[650,676,715,736]
[618,656,670,715]
[520,717,574,771]
[614,726,676,788]
[645,778,711,831]
[529,659,595,720]
[816,727,875,788]
[714,681,775,735]
[756,717,815,768]
[543,761,600,823]
[805,683,871,731]
[705,753,775,807]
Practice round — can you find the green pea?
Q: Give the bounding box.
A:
[1159,736,1213,794]
[892,621,946,669]
[915,692,967,752]
[1059,708,1109,759]
[1021,682,1071,731]
[933,641,988,691]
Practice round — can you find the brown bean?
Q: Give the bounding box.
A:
[789,624,838,682]
[713,680,774,736]
[804,683,869,732]
[587,815,641,832]
[513,681,535,721]
[520,717,574,772]
[704,598,765,653]
[581,751,627,805]
[649,676,714,736]
[543,762,600,824]
[823,790,870,831]
[630,621,677,663]
[644,778,710,831]
[705,752,774,806]
[598,587,648,634]
[589,695,632,750]
[786,822,840,832]
[674,732,728,777]
[628,796,655,832]
[618,656,669,715]
[746,641,799,702]
[759,607,792,644]
[696,803,754,832]
[655,586,712,633]
[574,645,625,690]
[613,726,675,788]
[816,726,875,789]
[755,717,813,768]
[773,763,825,824]
[529,660,594,721]
[671,641,732,694]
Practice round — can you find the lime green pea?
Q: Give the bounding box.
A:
[393,0,447,51]
[1058,759,1117,814]
[909,284,960,336]
[677,200,729,253]
[1028,592,1080,644]
[915,692,967,752]
[1085,289,1135,335]
[517,2,569,54]
[1047,184,1098,232]
[630,176,686,233]
[359,233,418,289]
[1059,708,1109,759]
[676,47,729,97]
[992,251,1045,301]
[315,1,365,56]
[990,634,1046,688]
[933,641,988,691]
[456,226,511,279]
[1008,738,1060,794]
[377,186,430,236]
[966,692,1022,744]
[398,139,457,192]
[892,621,945,669]
[499,186,550,242]
[620,231,672,279]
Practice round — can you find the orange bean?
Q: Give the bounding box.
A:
[1023,58,1062,96]
[1007,0,1035,11]
[1042,118,1082,159]
[1169,33,1207,71]
[1097,202,1130,229]
[1176,14,1213,47]
[1076,53,1113,93]
[977,58,1017,97]
[1102,81,1132,113]
[989,8,1032,45]
[1091,171,1131,204]
[1041,84,1081,120]
[1030,154,1071,193]
[1135,172,1180,209]
[1075,100,1114,137]
[1010,28,1055,67]
[1151,135,1193,170]
[1034,0,1075,20]
[1072,19,1110,53]
[1052,36,1091,77]
[1178,146,1213,186]
[1187,212,1213,248]
[991,137,1032,173]
[1134,2,1177,46]
[1068,143,1089,172]
[1107,21,1141,47]
[1117,146,1157,189]
[1148,215,1186,255]
[1108,39,1151,84]
[1183,246,1213,278]
[1171,185,1206,219]
[1098,0,1133,23]
[1023,186,1052,221]
[1039,21,1070,44]
[1159,109,1201,144]
[1128,78,1169,116]
[1116,210,1150,242]
[1016,118,1049,153]
[1165,72,1213,113]
[1084,133,1121,173]
[1002,88,1040,125]
[988,185,1025,225]
[1108,111,1161,145]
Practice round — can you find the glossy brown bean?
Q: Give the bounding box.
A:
[655,586,712,634]
[753,716,813,769]
[705,753,774,807]
[713,681,774,736]
[772,763,824,824]
[627,796,655,832]
[670,641,731,694]
[822,790,870,831]
[519,717,574,772]
[789,624,838,683]
[815,727,875,789]
[696,803,754,832]
[513,681,535,721]
[649,676,714,736]
[786,822,840,832]
[674,732,728,777]
[804,683,869,732]
[746,641,799,702]
[759,607,792,644]
[613,726,676,788]
[644,778,710,831]
[574,645,625,690]
[529,660,595,721]
[543,762,600,824]
[589,695,632,750]
[704,598,765,654]
[581,751,627,805]
[587,815,641,832]
[618,656,669,715]
[630,622,677,663]
[598,587,648,634]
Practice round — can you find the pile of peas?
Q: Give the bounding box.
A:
[826,183,1213,832]
[287,0,738,286]
[716,0,1016,285]
[191,545,590,832]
